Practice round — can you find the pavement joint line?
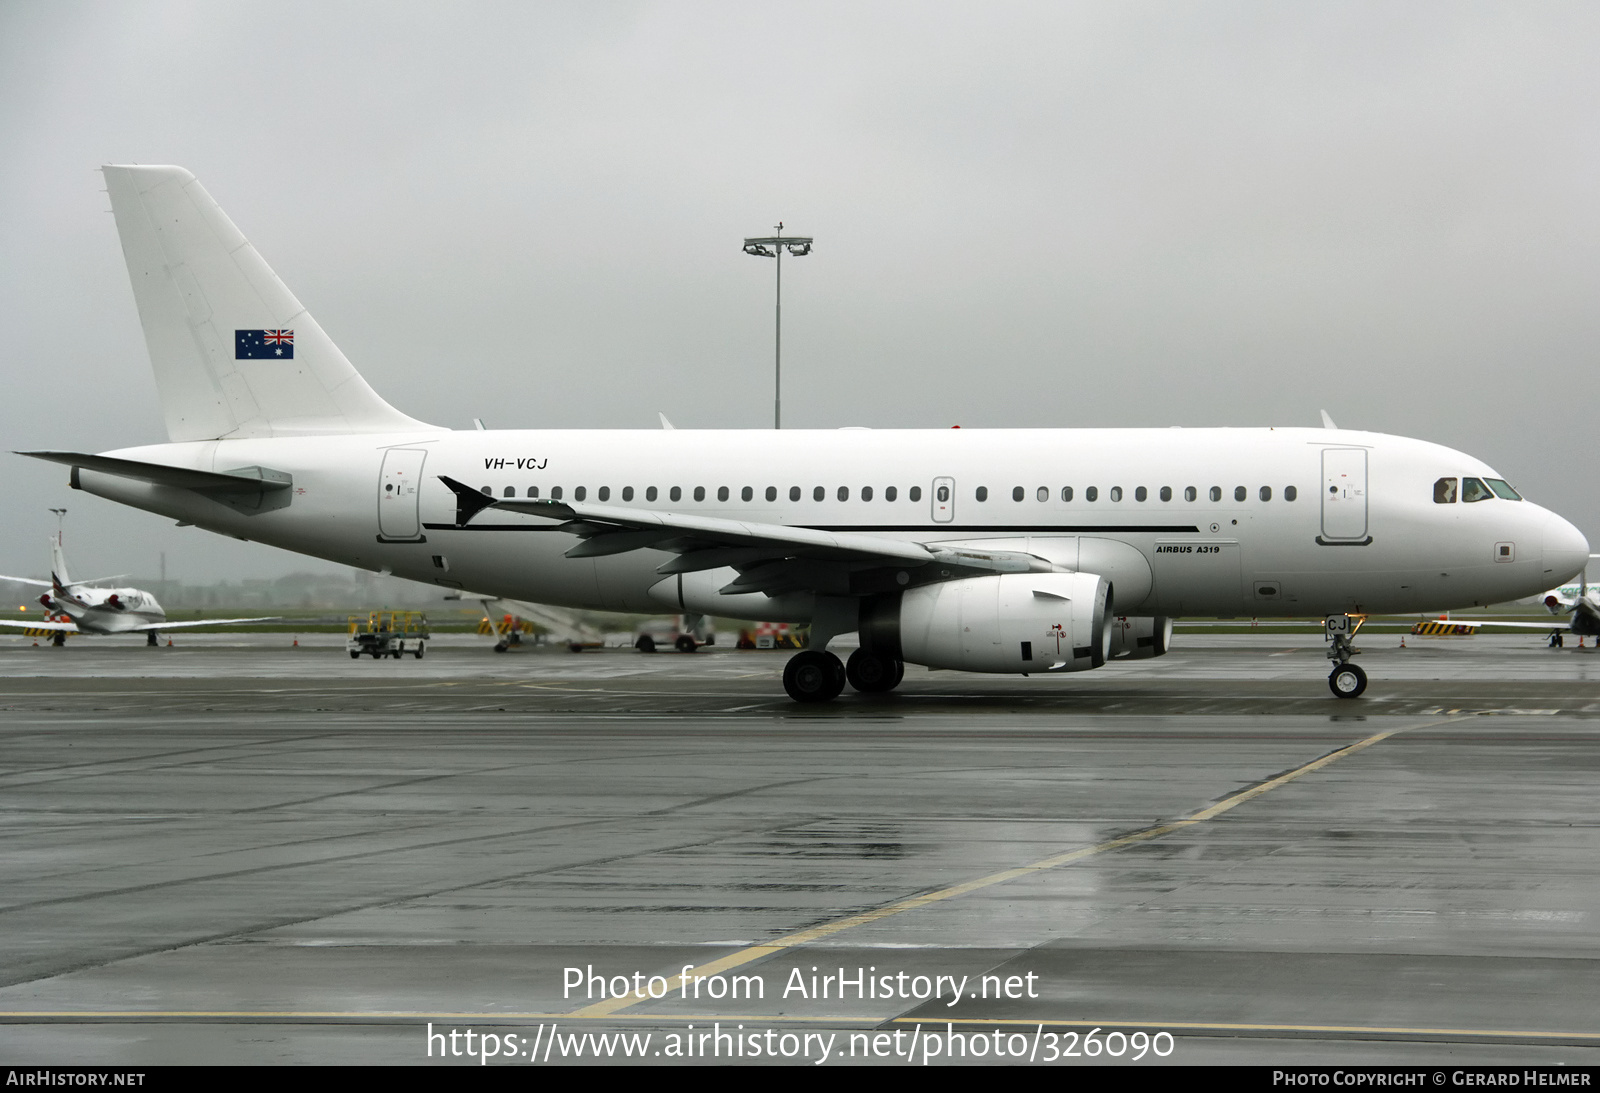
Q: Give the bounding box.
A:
[570,717,1449,1020]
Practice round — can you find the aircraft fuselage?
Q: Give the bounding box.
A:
[70,426,1588,623]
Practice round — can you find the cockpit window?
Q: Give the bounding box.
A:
[1433,477,1458,504]
[1461,477,1493,503]
[1485,478,1522,501]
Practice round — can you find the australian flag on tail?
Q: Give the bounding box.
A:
[235,329,295,359]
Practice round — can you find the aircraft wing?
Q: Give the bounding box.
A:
[456,594,605,644]
[1416,618,1570,633]
[0,574,53,588]
[127,617,280,631]
[438,476,1049,596]
[0,618,79,632]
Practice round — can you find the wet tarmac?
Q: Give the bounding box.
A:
[0,632,1596,1065]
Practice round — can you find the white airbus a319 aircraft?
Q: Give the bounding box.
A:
[17,165,1591,699]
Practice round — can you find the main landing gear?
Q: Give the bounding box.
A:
[1325,614,1367,698]
[782,648,905,703]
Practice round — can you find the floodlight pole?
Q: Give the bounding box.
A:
[743,224,812,429]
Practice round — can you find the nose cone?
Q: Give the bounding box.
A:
[1543,513,1591,585]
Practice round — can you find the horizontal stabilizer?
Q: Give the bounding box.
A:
[18,450,293,494]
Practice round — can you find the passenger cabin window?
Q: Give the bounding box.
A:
[976,486,988,501]
[551,486,563,500]
[693,486,705,502]
[1110,487,1123,501]
[766,486,777,502]
[790,486,801,501]
[1037,487,1048,502]
[1284,485,1297,501]
[886,486,898,502]
[862,486,873,501]
[937,484,950,503]
[574,486,586,501]
[1259,486,1271,502]
[1462,477,1494,503]
[717,486,729,502]
[646,486,658,501]
[1434,478,1458,504]
[838,486,849,501]
[621,486,632,501]
[909,486,922,502]
[503,486,515,498]
[813,486,825,501]
[598,486,610,501]
[1134,487,1147,502]
[1061,486,1073,502]
[1183,486,1195,501]
[1160,486,1172,502]
[1012,486,1024,501]
[1209,486,1222,502]
[1234,486,1247,502]
[1485,478,1522,500]
[527,486,540,498]
[669,486,681,502]
[479,486,491,495]
[741,486,753,501]
[1086,486,1098,501]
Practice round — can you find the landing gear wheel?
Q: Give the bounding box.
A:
[675,635,698,653]
[783,650,846,703]
[846,648,903,693]
[1329,662,1367,699]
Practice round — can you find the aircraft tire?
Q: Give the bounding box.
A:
[784,650,846,703]
[675,635,697,653]
[846,648,903,693]
[1328,662,1367,699]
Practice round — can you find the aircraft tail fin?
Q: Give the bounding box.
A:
[50,537,71,592]
[101,165,442,442]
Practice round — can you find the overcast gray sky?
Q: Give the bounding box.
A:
[2,0,1597,586]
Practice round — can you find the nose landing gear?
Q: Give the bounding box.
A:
[1325,614,1367,698]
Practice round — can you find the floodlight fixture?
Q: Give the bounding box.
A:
[742,222,813,429]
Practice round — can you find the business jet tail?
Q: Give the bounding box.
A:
[50,537,71,591]
[101,165,442,442]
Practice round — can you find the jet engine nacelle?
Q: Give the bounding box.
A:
[1107,615,1173,660]
[861,572,1110,674]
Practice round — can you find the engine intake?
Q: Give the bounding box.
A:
[862,572,1110,674]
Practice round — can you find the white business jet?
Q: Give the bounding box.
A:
[1417,559,1600,647]
[0,528,275,646]
[16,165,1591,699]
